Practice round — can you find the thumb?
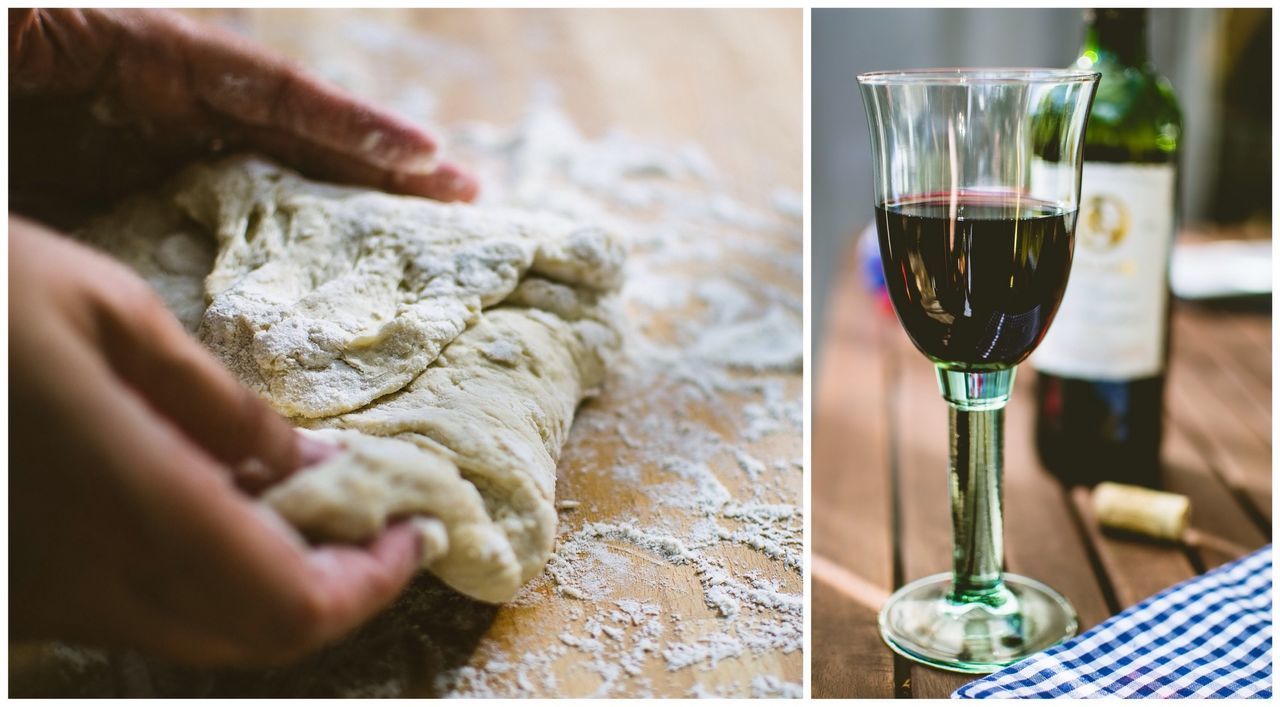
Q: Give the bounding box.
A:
[301,521,423,647]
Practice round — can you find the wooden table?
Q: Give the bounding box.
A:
[9,9,803,698]
[812,230,1272,698]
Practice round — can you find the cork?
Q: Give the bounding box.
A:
[1091,482,1191,541]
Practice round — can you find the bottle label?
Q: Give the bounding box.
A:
[1031,159,1176,380]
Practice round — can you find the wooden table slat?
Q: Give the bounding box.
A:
[811,248,897,698]
[1166,372,1273,526]
[1181,306,1273,393]
[1168,331,1272,450]
[1003,377,1114,632]
[811,581,894,698]
[1070,487,1199,610]
[1162,425,1269,571]
[1170,310,1271,427]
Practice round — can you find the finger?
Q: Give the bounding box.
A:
[301,522,422,647]
[88,269,301,488]
[62,377,314,665]
[238,121,479,202]
[21,222,299,486]
[182,520,420,666]
[16,273,398,664]
[172,14,441,174]
[386,161,480,203]
[16,312,295,661]
[297,431,343,469]
[9,9,110,93]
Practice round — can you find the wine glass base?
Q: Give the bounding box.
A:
[878,572,1078,674]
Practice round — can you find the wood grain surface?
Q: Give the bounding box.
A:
[811,241,897,699]
[8,9,803,698]
[812,229,1272,698]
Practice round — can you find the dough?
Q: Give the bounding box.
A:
[175,158,621,419]
[79,156,623,603]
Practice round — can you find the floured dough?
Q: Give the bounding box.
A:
[177,158,621,419]
[79,156,623,603]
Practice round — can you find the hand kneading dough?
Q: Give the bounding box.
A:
[79,156,623,603]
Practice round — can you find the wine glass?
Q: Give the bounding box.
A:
[857,68,1100,673]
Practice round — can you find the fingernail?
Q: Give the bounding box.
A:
[297,432,342,468]
[390,161,479,202]
[451,172,480,202]
[435,163,479,202]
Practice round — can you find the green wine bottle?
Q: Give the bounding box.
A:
[1032,8,1183,487]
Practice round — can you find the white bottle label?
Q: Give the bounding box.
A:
[1031,160,1176,380]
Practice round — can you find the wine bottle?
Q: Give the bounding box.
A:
[1031,8,1182,488]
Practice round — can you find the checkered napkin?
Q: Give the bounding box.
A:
[955,546,1273,699]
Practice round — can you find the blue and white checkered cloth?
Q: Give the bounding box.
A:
[955,546,1273,699]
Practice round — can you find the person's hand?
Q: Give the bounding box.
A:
[9,8,477,210]
[9,216,423,666]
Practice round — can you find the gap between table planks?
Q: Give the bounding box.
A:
[811,233,1271,698]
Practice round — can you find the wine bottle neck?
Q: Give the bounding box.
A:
[1080,8,1150,67]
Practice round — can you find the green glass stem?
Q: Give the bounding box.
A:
[936,365,1016,606]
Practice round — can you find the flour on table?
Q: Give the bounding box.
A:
[429,93,803,698]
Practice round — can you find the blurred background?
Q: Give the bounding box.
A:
[812,7,1271,362]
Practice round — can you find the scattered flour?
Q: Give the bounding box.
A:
[426,84,804,698]
[753,675,805,699]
